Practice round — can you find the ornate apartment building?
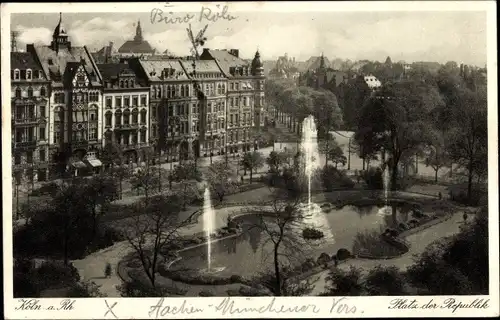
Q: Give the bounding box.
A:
[98,63,150,165]
[26,14,105,177]
[11,51,51,184]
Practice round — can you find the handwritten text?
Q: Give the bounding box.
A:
[151,5,237,25]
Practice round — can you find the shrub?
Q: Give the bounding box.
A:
[394,176,414,191]
[117,279,187,297]
[238,285,270,296]
[226,289,240,296]
[352,228,405,258]
[319,165,355,191]
[36,261,80,289]
[104,263,112,277]
[408,219,419,227]
[337,248,351,261]
[317,252,331,265]
[302,227,325,240]
[398,222,409,231]
[365,265,407,295]
[198,290,215,297]
[230,275,243,283]
[449,183,487,206]
[361,167,384,190]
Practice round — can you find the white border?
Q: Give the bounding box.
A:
[2,2,498,319]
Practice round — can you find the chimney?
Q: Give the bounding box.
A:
[229,49,239,58]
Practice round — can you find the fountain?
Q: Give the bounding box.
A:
[200,187,226,274]
[378,165,392,216]
[300,115,334,241]
[202,187,214,271]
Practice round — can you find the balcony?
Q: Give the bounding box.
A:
[12,117,39,126]
[115,123,139,130]
[72,140,89,149]
[122,142,148,151]
[14,140,37,149]
[13,96,49,105]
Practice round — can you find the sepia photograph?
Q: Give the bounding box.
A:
[2,1,498,318]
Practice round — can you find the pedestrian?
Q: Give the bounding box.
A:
[463,212,468,223]
[104,262,112,278]
[438,192,442,200]
[334,257,338,267]
[241,175,244,183]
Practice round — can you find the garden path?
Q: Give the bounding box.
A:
[308,209,471,295]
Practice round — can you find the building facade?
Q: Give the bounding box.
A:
[98,63,150,165]
[200,48,266,154]
[11,51,51,184]
[27,13,105,177]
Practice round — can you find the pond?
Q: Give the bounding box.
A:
[170,204,413,278]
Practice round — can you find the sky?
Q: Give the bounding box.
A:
[10,6,487,66]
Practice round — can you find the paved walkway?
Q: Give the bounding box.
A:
[308,210,467,295]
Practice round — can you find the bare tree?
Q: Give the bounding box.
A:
[242,170,319,296]
[124,194,189,288]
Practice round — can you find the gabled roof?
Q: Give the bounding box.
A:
[118,40,155,54]
[201,49,249,76]
[11,52,42,70]
[97,63,148,87]
[31,44,102,87]
[180,59,224,76]
[138,59,190,82]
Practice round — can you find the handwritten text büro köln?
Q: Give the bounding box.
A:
[150,5,237,25]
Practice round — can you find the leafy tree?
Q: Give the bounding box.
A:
[327,144,347,169]
[241,151,265,183]
[171,161,202,183]
[83,175,119,239]
[205,160,236,203]
[446,89,487,202]
[110,166,130,199]
[130,164,160,199]
[424,133,451,183]
[51,179,94,265]
[266,151,286,174]
[100,142,126,170]
[124,194,187,288]
[310,89,343,139]
[355,81,443,196]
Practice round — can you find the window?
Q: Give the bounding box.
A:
[28,87,33,98]
[27,151,33,163]
[230,114,234,124]
[217,84,222,95]
[26,69,32,80]
[105,112,112,126]
[140,95,147,106]
[124,96,130,107]
[14,154,21,165]
[106,97,112,109]
[180,85,185,97]
[39,127,46,140]
[55,92,65,103]
[235,114,239,125]
[40,87,46,97]
[89,129,98,140]
[89,92,99,102]
[15,87,21,98]
[89,111,97,121]
[54,131,60,144]
[115,96,122,108]
[140,110,147,124]
[39,149,46,162]
[132,96,138,106]
[115,111,122,126]
[132,110,138,124]
[222,84,226,94]
[14,69,20,80]
[235,83,239,90]
[39,105,46,118]
[123,111,130,125]
[132,133,138,144]
[152,106,157,120]
[140,130,146,143]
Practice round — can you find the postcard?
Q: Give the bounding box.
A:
[2,1,498,319]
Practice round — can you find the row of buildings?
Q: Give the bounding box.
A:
[10,15,266,184]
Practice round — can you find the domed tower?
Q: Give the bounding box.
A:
[51,12,71,52]
[252,50,266,128]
